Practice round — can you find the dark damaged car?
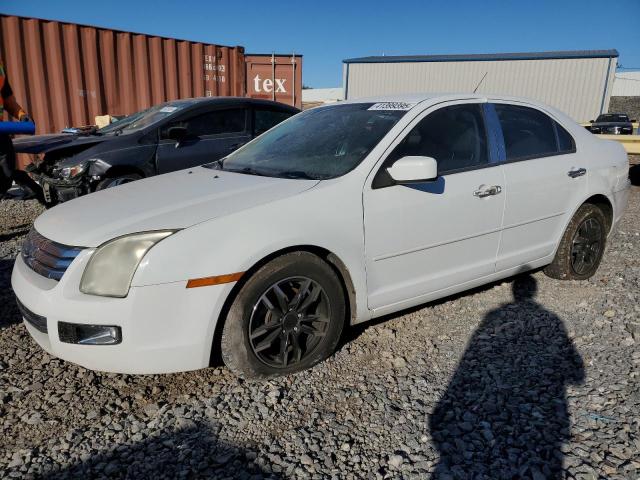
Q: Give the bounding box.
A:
[588,113,635,135]
[15,97,298,205]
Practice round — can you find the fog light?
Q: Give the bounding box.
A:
[58,322,122,345]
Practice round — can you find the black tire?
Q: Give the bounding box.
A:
[96,173,142,190]
[220,252,345,379]
[544,204,608,280]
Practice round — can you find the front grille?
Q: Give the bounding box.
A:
[16,298,48,334]
[21,229,84,281]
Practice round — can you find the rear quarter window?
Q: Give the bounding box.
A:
[556,123,576,153]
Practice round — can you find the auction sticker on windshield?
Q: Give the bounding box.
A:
[368,102,416,111]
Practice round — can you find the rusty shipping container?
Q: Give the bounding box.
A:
[245,54,302,109]
[0,14,247,138]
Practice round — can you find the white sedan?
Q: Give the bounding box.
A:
[12,94,630,378]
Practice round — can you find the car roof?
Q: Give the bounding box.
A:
[341,92,571,106]
[336,93,581,129]
[165,96,299,111]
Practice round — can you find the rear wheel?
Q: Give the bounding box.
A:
[96,173,142,190]
[220,252,345,379]
[544,204,607,280]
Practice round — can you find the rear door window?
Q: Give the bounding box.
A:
[254,109,294,136]
[494,104,560,160]
[162,108,247,139]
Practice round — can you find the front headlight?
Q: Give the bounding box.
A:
[80,231,176,297]
[59,160,88,179]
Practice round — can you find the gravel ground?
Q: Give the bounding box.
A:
[1,163,639,479]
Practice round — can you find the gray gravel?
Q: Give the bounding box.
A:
[1,171,639,479]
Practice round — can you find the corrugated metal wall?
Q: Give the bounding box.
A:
[0,14,246,134]
[612,72,640,97]
[344,57,617,122]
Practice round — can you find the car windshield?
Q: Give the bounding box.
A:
[98,102,192,134]
[596,114,629,123]
[210,103,408,179]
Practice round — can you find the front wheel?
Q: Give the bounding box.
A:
[544,204,608,280]
[220,252,345,379]
[96,173,142,190]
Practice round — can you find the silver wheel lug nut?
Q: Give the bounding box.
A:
[297,313,302,318]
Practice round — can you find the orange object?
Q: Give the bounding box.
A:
[186,272,244,288]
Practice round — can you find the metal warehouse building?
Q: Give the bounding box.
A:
[343,50,618,122]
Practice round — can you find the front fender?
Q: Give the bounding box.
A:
[87,144,157,178]
[132,180,371,323]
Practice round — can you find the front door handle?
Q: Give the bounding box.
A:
[474,185,502,198]
[568,168,587,178]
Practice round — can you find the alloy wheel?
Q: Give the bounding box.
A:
[248,276,331,368]
[570,217,603,275]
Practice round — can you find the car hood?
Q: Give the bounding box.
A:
[12,133,110,154]
[591,121,632,128]
[34,168,319,247]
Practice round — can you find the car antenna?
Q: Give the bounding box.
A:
[473,72,488,94]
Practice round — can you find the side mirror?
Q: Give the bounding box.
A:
[387,156,438,184]
[589,120,594,123]
[631,119,637,123]
[166,126,188,146]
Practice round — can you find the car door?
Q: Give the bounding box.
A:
[491,103,587,271]
[156,107,251,174]
[363,101,506,311]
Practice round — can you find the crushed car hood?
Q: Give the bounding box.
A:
[34,168,319,247]
[12,133,109,154]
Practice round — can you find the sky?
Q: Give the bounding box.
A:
[2,0,640,88]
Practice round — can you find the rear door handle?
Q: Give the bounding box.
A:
[473,185,502,198]
[568,168,587,178]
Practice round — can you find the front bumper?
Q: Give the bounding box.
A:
[590,127,633,135]
[43,177,86,203]
[29,170,88,203]
[11,252,232,374]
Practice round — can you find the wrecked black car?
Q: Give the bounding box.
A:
[14,97,298,205]
[588,113,635,135]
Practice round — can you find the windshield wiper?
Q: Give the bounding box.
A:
[206,158,225,170]
[226,167,267,177]
[278,170,317,180]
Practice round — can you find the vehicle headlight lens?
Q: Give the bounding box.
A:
[59,161,88,179]
[80,231,176,297]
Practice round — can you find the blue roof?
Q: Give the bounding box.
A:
[343,49,619,64]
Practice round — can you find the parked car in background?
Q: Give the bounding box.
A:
[588,113,635,135]
[13,97,298,205]
[13,94,629,379]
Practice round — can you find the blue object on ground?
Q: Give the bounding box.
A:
[0,121,36,135]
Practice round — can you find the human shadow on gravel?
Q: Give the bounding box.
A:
[0,227,30,243]
[629,164,640,186]
[43,422,281,480]
[429,275,585,480]
[0,258,22,330]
